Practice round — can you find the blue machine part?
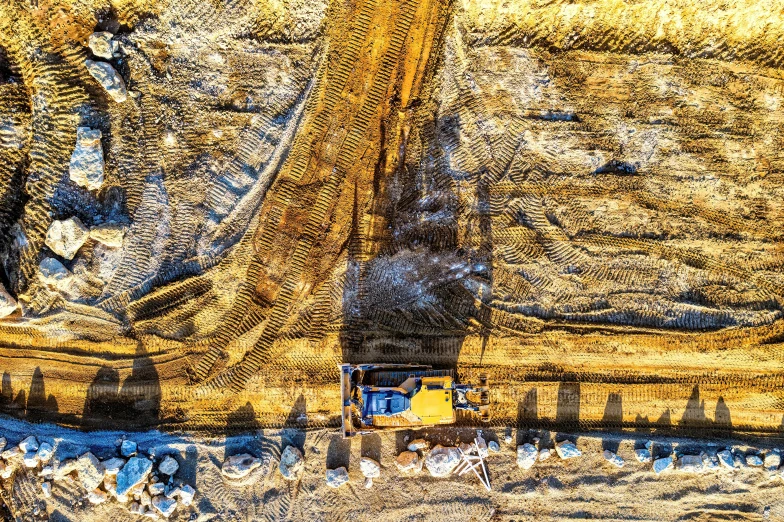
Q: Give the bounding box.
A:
[360,386,411,420]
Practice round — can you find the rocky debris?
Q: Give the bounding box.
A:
[603,450,625,468]
[360,457,380,478]
[53,457,79,480]
[555,440,582,460]
[278,446,304,481]
[222,453,262,480]
[69,127,104,191]
[517,443,538,469]
[733,453,746,468]
[676,454,705,473]
[653,456,674,474]
[177,484,195,506]
[717,449,734,469]
[475,435,489,458]
[2,445,20,460]
[424,445,461,477]
[407,439,428,451]
[23,451,39,468]
[746,454,763,467]
[116,456,153,496]
[38,257,73,290]
[634,448,652,463]
[85,59,128,103]
[46,217,89,260]
[40,465,53,478]
[0,283,17,318]
[90,224,125,247]
[41,481,52,498]
[152,495,177,517]
[158,456,179,476]
[88,32,119,59]
[76,452,105,491]
[102,457,126,475]
[458,442,474,455]
[539,448,551,461]
[326,467,349,488]
[88,489,108,505]
[121,440,137,457]
[488,441,500,453]
[148,481,165,496]
[19,436,39,454]
[36,443,53,464]
[764,451,781,471]
[395,451,423,475]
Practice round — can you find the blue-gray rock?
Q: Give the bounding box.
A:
[85,60,127,102]
[116,457,153,496]
[555,440,582,459]
[653,456,673,474]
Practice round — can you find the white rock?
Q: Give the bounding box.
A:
[2,446,20,460]
[653,456,674,474]
[76,452,105,491]
[39,465,53,478]
[764,452,781,471]
[85,60,127,102]
[634,448,652,463]
[222,453,262,480]
[141,489,152,507]
[360,457,380,478]
[45,217,89,260]
[538,448,551,461]
[407,439,428,452]
[0,438,5,451]
[424,445,461,477]
[364,477,373,489]
[53,457,79,480]
[38,257,73,290]
[130,502,144,515]
[177,484,195,506]
[90,224,125,247]
[717,450,734,469]
[0,283,17,318]
[603,450,625,468]
[278,446,303,481]
[475,435,489,458]
[326,467,349,488]
[0,460,12,479]
[41,481,52,498]
[120,440,137,457]
[555,440,582,460]
[23,452,39,468]
[148,481,165,496]
[152,495,177,517]
[88,32,119,59]
[516,444,538,469]
[102,457,126,475]
[165,486,180,499]
[87,489,107,504]
[395,451,423,474]
[158,456,179,476]
[488,441,500,453]
[19,436,39,454]
[676,454,704,473]
[69,127,104,191]
[116,456,153,496]
[36,442,53,464]
[504,434,513,445]
[746,454,763,467]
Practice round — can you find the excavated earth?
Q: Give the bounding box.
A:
[1,0,784,519]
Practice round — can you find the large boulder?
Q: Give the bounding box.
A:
[395,451,423,475]
[424,445,461,478]
[45,217,89,260]
[360,457,380,478]
[85,60,127,103]
[75,452,105,491]
[278,446,304,481]
[325,467,349,488]
[116,456,153,496]
[88,32,119,59]
[222,453,263,480]
[516,444,538,469]
[69,127,104,191]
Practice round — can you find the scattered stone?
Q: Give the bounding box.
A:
[504,434,513,445]
[76,452,105,491]
[152,495,177,517]
[121,440,137,457]
[746,454,764,467]
[676,454,705,473]
[178,484,195,506]
[38,257,72,290]
[734,454,746,468]
[395,451,423,475]
[488,441,500,453]
[102,457,126,475]
[165,486,180,499]
[653,456,674,474]
[36,443,53,464]
[90,224,125,247]
[141,489,152,507]
[41,481,52,498]
[69,127,104,191]
[516,444,538,469]
[364,477,373,489]
[603,450,625,468]
[19,436,39,454]
[85,60,127,103]
[158,456,179,476]
[555,440,582,460]
[88,32,119,59]
[764,452,781,471]
[23,452,39,468]
[359,457,380,478]
[87,489,108,505]
[407,439,428,452]
[45,217,89,260]
[39,466,53,478]
[2,446,20,460]
[53,458,79,480]
[0,460,12,480]
[278,446,304,481]
[476,435,489,458]
[458,442,474,455]
[0,283,17,318]
[634,448,652,463]
[538,448,551,461]
[424,445,461,477]
[116,456,153,496]
[717,450,734,469]
[148,481,165,496]
[222,453,262,480]
[326,467,349,488]
[130,502,144,515]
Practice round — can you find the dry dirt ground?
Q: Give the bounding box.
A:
[1,0,784,518]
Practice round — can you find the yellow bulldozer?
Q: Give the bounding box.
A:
[339,364,490,437]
